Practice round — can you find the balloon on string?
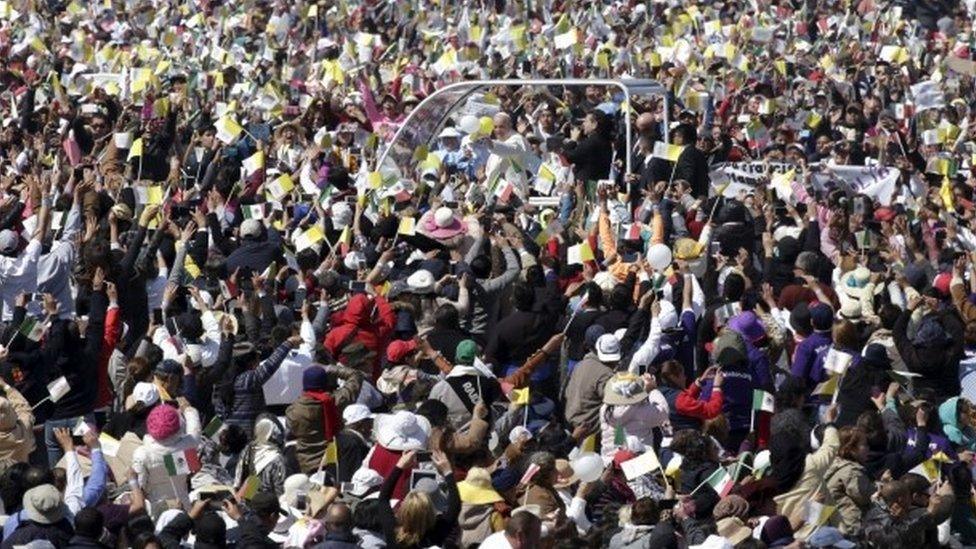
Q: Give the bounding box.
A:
[570,452,604,483]
[647,243,673,270]
[478,116,494,136]
[459,115,480,134]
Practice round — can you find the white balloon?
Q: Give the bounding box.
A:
[570,452,604,483]
[647,243,673,270]
[458,115,480,134]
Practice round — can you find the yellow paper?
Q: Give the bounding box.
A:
[397,216,416,236]
[511,387,530,405]
[147,186,163,205]
[127,138,143,161]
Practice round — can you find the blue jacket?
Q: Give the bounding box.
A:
[215,341,293,432]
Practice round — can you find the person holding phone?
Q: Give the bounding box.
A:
[375,449,460,549]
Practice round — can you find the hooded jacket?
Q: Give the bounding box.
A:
[428,365,501,430]
[824,458,874,535]
[939,397,976,451]
[324,294,396,380]
[286,365,363,474]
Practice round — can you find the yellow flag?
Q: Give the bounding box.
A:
[241,475,260,499]
[324,440,338,465]
[579,241,595,262]
[367,171,382,189]
[127,138,143,160]
[215,116,243,145]
[397,216,416,236]
[184,255,201,279]
[580,434,597,453]
[652,141,684,162]
[146,186,163,205]
[511,387,530,405]
[941,177,955,210]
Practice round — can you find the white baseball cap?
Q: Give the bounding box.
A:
[342,404,374,425]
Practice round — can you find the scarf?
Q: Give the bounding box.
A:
[303,390,340,441]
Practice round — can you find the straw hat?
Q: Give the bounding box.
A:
[457,467,504,505]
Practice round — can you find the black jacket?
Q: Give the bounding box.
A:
[237,517,278,549]
[563,133,613,183]
[225,230,284,276]
[1,519,73,549]
[50,289,108,419]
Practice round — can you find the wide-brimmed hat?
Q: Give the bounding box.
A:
[421,207,466,239]
[552,459,579,490]
[458,467,504,504]
[405,269,436,294]
[603,373,648,406]
[839,267,882,299]
[595,333,621,362]
[373,410,431,451]
[376,365,419,395]
[23,484,64,524]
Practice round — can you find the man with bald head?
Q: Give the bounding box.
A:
[484,111,532,200]
[319,502,358,548]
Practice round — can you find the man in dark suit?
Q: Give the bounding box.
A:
[642,123,711,199]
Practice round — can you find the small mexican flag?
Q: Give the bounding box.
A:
[752,390,775,413]
[704,466,734,497]
[19,318,47,341]
[162,449,201,476]
[202,417,225,440]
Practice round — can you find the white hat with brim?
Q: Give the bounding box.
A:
[23,485,64,525]
[595,333,621,362]
[374,410,431,451]
[603,373,648,406]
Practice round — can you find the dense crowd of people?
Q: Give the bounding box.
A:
[1,0,976,547]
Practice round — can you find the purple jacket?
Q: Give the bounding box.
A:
[791,331,832,390]
[701,364,759,432]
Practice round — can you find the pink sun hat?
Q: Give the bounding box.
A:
[421,206,467,239]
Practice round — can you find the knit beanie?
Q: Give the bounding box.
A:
[302,367,329,391]
[713,494,750,520]
[146,404,181,441]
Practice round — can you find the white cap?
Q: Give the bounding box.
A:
[131,382,160,408]
[342,403,374,425]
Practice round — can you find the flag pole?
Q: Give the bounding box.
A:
[31,396,51,410]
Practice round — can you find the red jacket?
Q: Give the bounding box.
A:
[323,294,395,380]
[96,304,122,409]
[675,382,723,420]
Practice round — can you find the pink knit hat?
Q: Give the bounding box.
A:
[146,404,181,440]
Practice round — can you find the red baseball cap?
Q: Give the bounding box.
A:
[386,340,419,364]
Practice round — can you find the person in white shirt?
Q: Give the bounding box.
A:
[485,112,533,198]
[0,175,51,322]
[480,510,542,549]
